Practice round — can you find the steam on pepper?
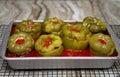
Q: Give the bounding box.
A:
[15,20,41,39]
[61,23,91,50]
[42,17,65,35]
[82,16,106,33]
[35,34,63,56]
[7,32,34,55]
[89,33,115,56]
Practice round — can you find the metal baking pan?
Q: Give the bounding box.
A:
[0,20,120,69]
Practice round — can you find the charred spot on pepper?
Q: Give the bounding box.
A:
[54,47,59,49]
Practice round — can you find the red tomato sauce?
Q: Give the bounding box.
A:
[43,38,52,48]
[6,49,41,57]
[98,39,106,44]
[16,39,25,44]
[6,48,117,57]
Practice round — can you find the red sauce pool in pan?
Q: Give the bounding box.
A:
[6,48,118,57]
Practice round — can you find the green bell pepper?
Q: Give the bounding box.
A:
[82,16,106,33]
[15,20,41,39]
[35,34,63,56]
[62,23,91,50]
[89,33,115,56]
[42,17,65,34]
[8,32,34,55]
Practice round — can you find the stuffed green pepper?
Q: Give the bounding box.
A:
[62,23,91,50]
[82,16,106,33]
[42,17,65,34]
[15,20,41,39]
[35,34,63,56]
[8,32,34,55]
[89,33,115,56]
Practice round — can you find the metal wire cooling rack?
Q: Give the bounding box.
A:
[0,25,120,77]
